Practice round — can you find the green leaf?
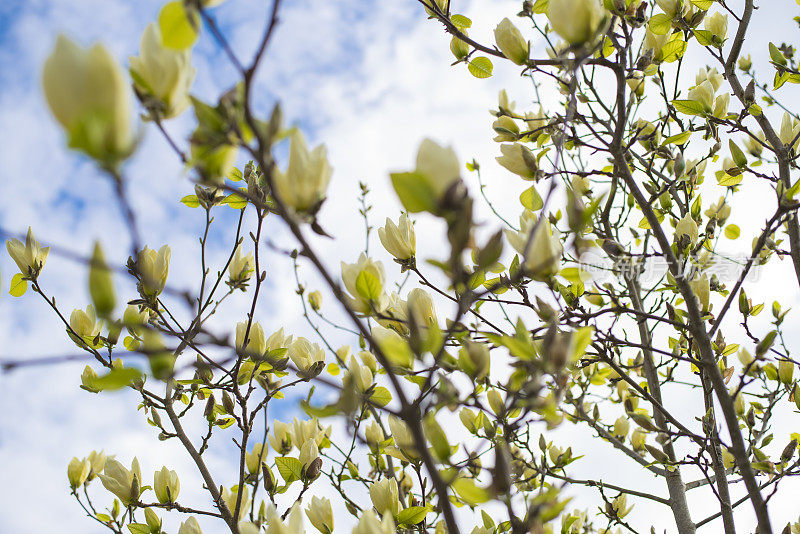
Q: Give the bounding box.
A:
[717,172,743,187]
[450,14,472,29]
[370,386,392,407]
[725,224,741,239]
[92,367,143,391]
[390,172,438,213]
[468,57,493,79]
[9,273,27,297]
[663,131,691,146]
[693,29,713,46]
[672,100,707,116]
[729,140,747,168]
[222,192,247,210]
[275,457,303,484]
[355,270,382,301]
[520,186,544,211]
[158,1,199,50]
[397,506,431,526]
[452,477,491,504]
[648,13,672,35]
[180,194,200,208]
[228,167,244,182]
[128,525,150,534]
[661,36,687,63]
[691,0,714,9]
[532,0,549,13]
[769,43,788,66]
[300,399,340,418]
[571,326,593,362]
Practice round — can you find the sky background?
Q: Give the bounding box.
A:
[2,0,800,532]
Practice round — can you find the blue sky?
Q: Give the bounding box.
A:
[3,0,800,532]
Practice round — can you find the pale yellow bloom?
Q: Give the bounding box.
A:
[370,477,401,517]
[268,420,293,454]
[341,253,388,314]
[69,305,103,348]
[414,138,461,198]
[780,112,800,149]
[696,67,723,92]
[496,143,538,180]
[6,227,49,278]
[68,457,91,489]
[288,337,325,373]
[130,23,195,118]
[378,214,416,260]
[306,496,333,534]
[613,416,630,439]
[547,0,607,45]
[43,35,132,161]
[299,439,319,468]
[245,443,268,474]
[228,245,255,285]
[291,418,332,450]
[347,355,374,393]
[675,214,698,246]
[705,197,731,223]
[688,80,715,112]
[705,12,728,42]
[689,273,710,312]
[178,517,203,534]
[353,511,396,534]
[99,457,142,505]
[504,211,563,279]
[137,245,171,300]
[407,287,437,331]
[272,130,332,213]
[154,466,180,503]
[494,18,529,65]
[87,450,107,480]
[221,485,250,521]
[365,421,385,447]
[236,321,267,357]
[266,503,305,534]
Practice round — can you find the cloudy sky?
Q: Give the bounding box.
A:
[2,0,800,532]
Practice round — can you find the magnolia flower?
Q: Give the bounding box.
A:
[547,0,607,45]
[266,503,305,534]
[80,366,99,393]
[779,358,795,385]
[705,12,728,42]
[378,214,416,260]
[178,517,203,534]
[743,131,765,157]
[494,18,529,65]
[388,415,417,457]
[99,457,142,505]
[459,341,491,379]
[627,70,645,98]
[43,35,132,161]
[656,0,683,17]
[69,305,103,348]
[236,321,267,357]
[705,197,731,224]
[346,355,374,393]
[688,80,715,111]
[238,523,260,534]
[288,337,325,373]
[631,428,647,451]
[190,142,238,183]
[341,253,388,314]
[268,420,293,454]
[272,130,332,214]
[611,494,633,518]
[154,466,180,503]
[353,511,396,534]
[292,418,332,449]
[266,327,293,352]
[644,29,669,55]
[68,457,91,489]
[675,214,699,247]
[526,106,548,132]
[228,245,255,285]
[779,112,800,149]
[370,478,401,517]
[221,485,250,521]
[365,421,386,447]
[6,227,49,278]
[137,245,171,300]
[504,211,563,279]
[738,54,753,71]
[87,450,107,480]
[414,138,461,198]
[696,67,723,92]
[496,143,538,180]
[130,23,195,119]
[613,416,630,438]
[450,33,470,60]
[689,273,710,312]
[712,93,730,119]
[299,439,319,469]
[305,496,333,534]
[245,443,268,474]
[497,89,516,115]
[407,288,437,331]
[376,292,409,334]
[492,115,519,142]
[308,290,322,311]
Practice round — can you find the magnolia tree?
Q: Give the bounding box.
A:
[7,0,800,532]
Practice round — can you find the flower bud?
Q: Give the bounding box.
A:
[413,138,461,199]
[308,290,322,311]
[354,510,396,534]
[688,80,715,112]
[547,0,608,45]
[459,341,491,379]
[228,245,255,287]
[178,516,203,534]
[69,305,103,348]
[689,274,710,312]
[675,214,699,247]
[268,420,293,455]
[245,443,268,474]
[738,54,752,71]
[288,337,325,375]
[365,421,386,448]
[450,34,470,60]
[496,143,538,180]
[613,416,630,439]
[236,321,267,358]
[154,466,180,503]
[221,485,250,521]
[68,457,91,490]
[494,18,529,65]
[300,439,320,469]
[705,12,728,43]
[388,416,417,457]
[43,35,133,162]
[779,358,795,385]
[88,242,115,317]
[504,211,563,279]
[87,450,107,480]
[98,457,142,505]
[137,245,171,300]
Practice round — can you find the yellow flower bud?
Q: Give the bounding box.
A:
[69,305,103,348]
[613,416,630,439]
[268,420,293,454]
[704,12,728,42]
[450,34,470,60]
[365,421,386,447]
[738,54,752,71]
[688,80,715,112]
[299,439,320,468]
[42,35,133,162]
[178,517,203,534]
[221,485,250,521]
[88,242,115,317]
[354,511,396,534]
[378,214,416,260]
[154,466,180,503]
[308,290,322,311]
[341,253,388,314]
[675,214,698,246]
[80,365,100,393]
[236,321,267,357]
[272,130,332,214]
[689,274,710,313]
[487,389,505,416]
[288,337,325,374]
[245,443,267,474]
[347,355,373,392]
[137,245,171,300]
[87,450,107,480]
[266,503,305,533]
[228,245,255,286]
[388,415,417,457]
[504,211,563,279]
[68,457,91,489]
[130,23,196,119]
[494,18,529,65]
[779,358,795,385]
[414,138,461,198]
[547,0,607,46]
[98,457,142,505]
